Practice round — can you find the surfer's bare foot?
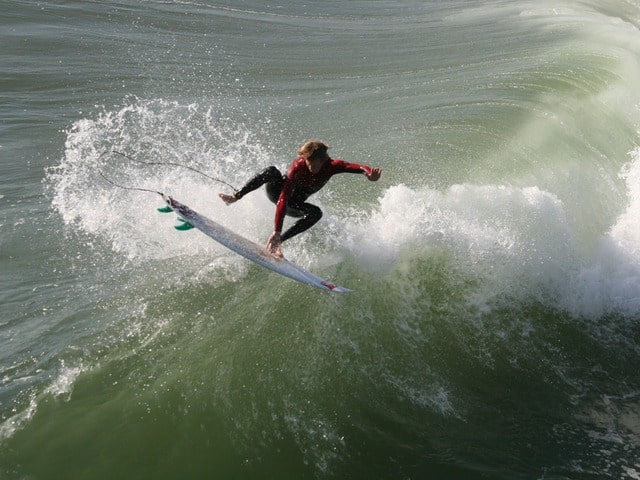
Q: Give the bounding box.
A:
[219,193,238,205]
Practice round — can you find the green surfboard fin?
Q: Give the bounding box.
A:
[157,205,173,213]
[175,219,194,231]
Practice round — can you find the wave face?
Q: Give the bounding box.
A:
[3,1,640,478]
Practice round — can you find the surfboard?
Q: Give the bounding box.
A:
[162,195,353,293]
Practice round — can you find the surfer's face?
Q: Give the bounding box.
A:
[306,154,329,174]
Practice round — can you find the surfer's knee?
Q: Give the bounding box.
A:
[280,205,322,242]
[307,204,322,223]
[262,166,282,180]
[236,166,283,200]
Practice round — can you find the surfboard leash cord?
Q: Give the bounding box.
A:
[100,150,238,192]
[97,170,197,230]
[96,169,164,197]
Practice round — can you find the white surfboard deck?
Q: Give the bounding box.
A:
[163,195,352,293]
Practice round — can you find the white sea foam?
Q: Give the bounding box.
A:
[0,361,84,441]
[345,149,640,321]
[48,99,276,269]
[572,147,640,318]
[49,98,640,321]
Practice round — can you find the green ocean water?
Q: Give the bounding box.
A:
[2,1,640,478]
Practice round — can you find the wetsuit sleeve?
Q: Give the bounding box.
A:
[331,159,373,176]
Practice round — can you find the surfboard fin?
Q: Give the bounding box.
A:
[175,222,194,231]
[157,205,173,213]
[175,218,194,230]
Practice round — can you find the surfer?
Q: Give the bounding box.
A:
[219,140,382,257]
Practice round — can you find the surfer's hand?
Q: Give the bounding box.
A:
[267,231,283,258]
[367,167,382,181]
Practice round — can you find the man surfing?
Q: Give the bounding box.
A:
[219,140,382,257]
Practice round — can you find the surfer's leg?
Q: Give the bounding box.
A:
[220,166,283,204]
[280,203,323,242]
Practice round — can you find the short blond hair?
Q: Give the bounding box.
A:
[297,140,329,160]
